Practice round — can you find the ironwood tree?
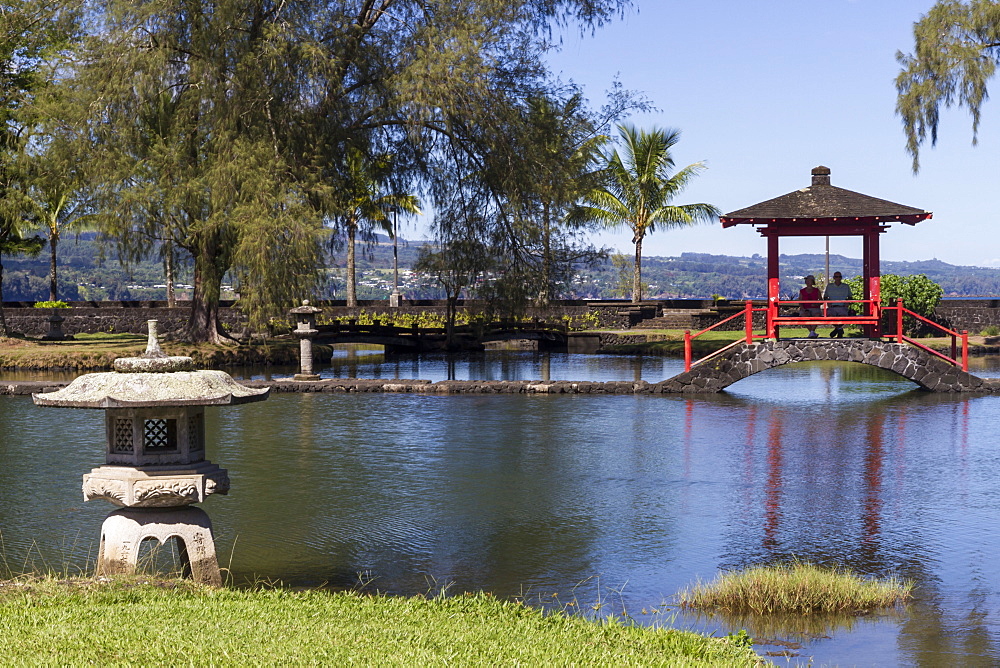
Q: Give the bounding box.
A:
[896,0,1000,171]
[0,1,76,332]
[413,237,494,345]
[496,93,611,305]
[56,0,633,341]
[61,1,326,342]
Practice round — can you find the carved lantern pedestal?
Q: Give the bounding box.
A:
[32,320,268,585]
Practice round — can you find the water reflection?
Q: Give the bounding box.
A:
[2,360,1000,665]
[238,347,679,383]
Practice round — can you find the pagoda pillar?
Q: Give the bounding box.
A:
[767,231,780,338]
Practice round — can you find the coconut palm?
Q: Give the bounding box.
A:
[576,124,719,302]
[336,148,420,307]
[23,179,99,301]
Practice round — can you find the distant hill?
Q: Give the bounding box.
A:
[591,252,1000,300]
[2,234,998,301]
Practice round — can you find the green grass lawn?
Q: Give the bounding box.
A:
[0,334,303,370]
[0,578,762,666]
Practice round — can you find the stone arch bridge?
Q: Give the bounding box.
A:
[662,339,999,393]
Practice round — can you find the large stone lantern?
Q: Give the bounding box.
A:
[32,321,268,585]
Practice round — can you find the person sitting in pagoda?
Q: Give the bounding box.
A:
[798,274,822,338]
[824,271,852,338]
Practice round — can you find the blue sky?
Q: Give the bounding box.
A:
[523,1,999,268]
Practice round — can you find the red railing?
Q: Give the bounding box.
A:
[683,298,969,373]
[767,299,879,338]
[884,300,968,371]
[684,300,766,372]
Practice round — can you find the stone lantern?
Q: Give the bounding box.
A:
[290,300,322,381]
[32,320,268,585]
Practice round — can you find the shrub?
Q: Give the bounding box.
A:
[845,274,943,336]
[33,301,70,309]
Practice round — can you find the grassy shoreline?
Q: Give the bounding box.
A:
[0,333,308,370]
[0,576,761,665]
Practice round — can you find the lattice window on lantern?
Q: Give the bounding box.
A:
[143,418,178,451]
[113,418,134,453]
[188,413,204,452]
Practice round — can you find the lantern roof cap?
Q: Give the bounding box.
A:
[32,369,269,408]
[289,299,322,315]
[31,319,269,408]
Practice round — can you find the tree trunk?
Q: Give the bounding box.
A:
[48,233,58,302]
[445,293,457,348]
[632,234,643,303]
[346,222,357,308]
[539,203,551,305]
[165,241,175,308]
[183,241,226,343]
[0,257,8,336]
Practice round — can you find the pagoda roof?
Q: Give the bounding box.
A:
[720,166,932,228]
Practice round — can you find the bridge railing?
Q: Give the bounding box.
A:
[314,320,568,338]
[684,300,767,372]
[683,298,969,374]
[884,300,968,371]
[767,299,880,338]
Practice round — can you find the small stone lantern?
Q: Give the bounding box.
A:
[32,320,268,585]
[41,313,70,341]
[290,300,322,381]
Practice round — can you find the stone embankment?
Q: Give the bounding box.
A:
[3,377,689,396]
[241,379,682,394]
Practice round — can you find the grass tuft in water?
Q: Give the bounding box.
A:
[678,561,912,615]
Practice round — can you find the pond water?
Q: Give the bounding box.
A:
[3,351,1000,665]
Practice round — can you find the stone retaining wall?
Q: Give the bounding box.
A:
[4,298,1000,337]
[1,306,247,338]
[933,300,1000,333]
[0,299,644,337]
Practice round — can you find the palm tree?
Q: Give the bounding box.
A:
[336,148,420,307]
[576,124,719,302]
[24,179,98,301]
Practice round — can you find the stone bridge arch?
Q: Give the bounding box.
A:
[662,340,994,393]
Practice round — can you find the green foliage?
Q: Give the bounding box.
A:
[561,310,601,331]
[896,0,1000,171]
[414,239,496,341]
[32,300,68,308]
[501,93,610,302]
[884,273,944,319]
[608,252,641,298]
[723,629,753,649]
[982,325,1000,336]
[845,273,943,335]
[52,0,641,339]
